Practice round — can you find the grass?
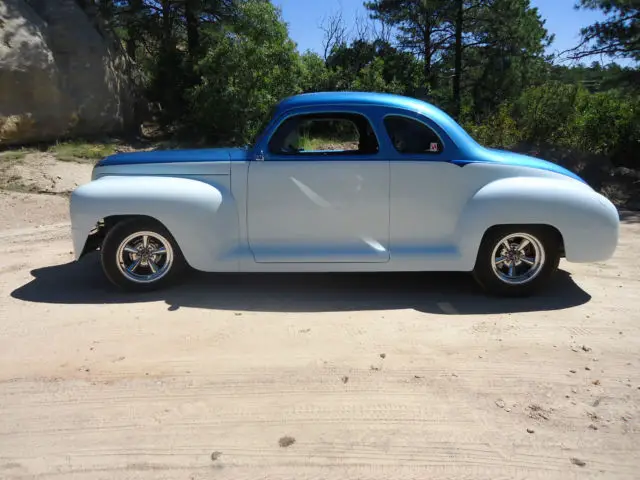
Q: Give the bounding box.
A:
[0,148,35,162]
[297,135,358,152]
[47,141,117,162]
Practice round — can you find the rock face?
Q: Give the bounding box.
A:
[0,0,134,145]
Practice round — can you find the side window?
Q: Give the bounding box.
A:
[384,115,444,154]
[268,112,379,156]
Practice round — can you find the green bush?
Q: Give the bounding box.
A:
[187,0,302,145]
[514,82,640,166]
[514,82,580,145]
[352,58,404,94]
[567,90,639,162]
[463,103,522,148]
[300,52,341,93]
[461,82,639,170]
[47,141,117,162]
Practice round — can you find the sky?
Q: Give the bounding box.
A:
[273,0,612,65]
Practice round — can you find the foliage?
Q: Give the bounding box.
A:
[363,0,554,118]
[0,148,35,162]
[186,0,302,144]
[504,82,639,166]
[550,61,640,92]
[461,0,554,117]
[365,0,450,90]
[463,103,522,148]
[571,0,639,61]
[47,142,117,162]
[352,57,404,93]
[567,88,639,162]
[297,135,358,152]
[514,82,581,145]
[74,0,639,172]
[300,52,338,93]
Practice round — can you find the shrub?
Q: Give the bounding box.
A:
[47,141,117,162]
[514,82,580,145]
[567,90,639,165]
[187,0,302,145]
[514,82,640,167]
[463,103,522,148]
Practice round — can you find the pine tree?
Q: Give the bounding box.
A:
[571,0,639,61]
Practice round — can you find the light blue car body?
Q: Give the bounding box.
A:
[71,92,619,273]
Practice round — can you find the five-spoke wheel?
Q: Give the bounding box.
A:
[491,233,545,285]
[473,226,560,296]
[116,231,174,284]
[101,219,185,291]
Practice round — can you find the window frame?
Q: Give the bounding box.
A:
[264,110,381,159]
[382,113,446,156]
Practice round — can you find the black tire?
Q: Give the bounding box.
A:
[100,217,186,292]
[472,225,561,297]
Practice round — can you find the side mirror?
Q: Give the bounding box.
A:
[255,149,265,162]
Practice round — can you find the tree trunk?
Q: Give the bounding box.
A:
[161,0,172,53]
[423,25,433,92]
[99,0,112,20]
[185,0,199,59]
[125,37,136,60]
[452,0,463,119]
[125,0,143,61]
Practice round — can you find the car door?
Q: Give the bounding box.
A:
[247,110,390,263]
[384,111,473,267]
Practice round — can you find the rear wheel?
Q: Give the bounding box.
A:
[101,218,186,291]
[472,226,560,296]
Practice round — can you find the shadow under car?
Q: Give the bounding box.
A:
[11,253,591,315]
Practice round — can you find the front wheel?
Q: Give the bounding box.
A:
[472,226,560,297]
[101,218,186,292]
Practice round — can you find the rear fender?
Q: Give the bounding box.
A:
[70,175,240,271]
[454,176,618,268]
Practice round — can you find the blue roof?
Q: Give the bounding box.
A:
[274,92,585,184]
[278,91,444,117]
[276,92,481,154]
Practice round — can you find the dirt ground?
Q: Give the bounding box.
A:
[0,152,94,196]
[1,159,640,479]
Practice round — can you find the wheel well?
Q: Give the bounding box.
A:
[482,224,565,257]
[102,215,166,234]
[103,215,134,234]
[80,215,168,257]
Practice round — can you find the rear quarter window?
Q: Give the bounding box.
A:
[384,115,444,154]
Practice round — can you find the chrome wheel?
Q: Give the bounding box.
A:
[116,231,174,284]
[490,233,545,285]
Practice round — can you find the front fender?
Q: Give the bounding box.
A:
[70,175,240,271]
[454,177,619,268]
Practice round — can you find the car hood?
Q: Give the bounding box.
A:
[96,147,249,167]
[472,148,587,184]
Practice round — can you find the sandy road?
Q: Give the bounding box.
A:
[0,193,639,479]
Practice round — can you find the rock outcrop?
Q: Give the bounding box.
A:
[0,0,135,145]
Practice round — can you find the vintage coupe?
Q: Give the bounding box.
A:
[70,92,619,296]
